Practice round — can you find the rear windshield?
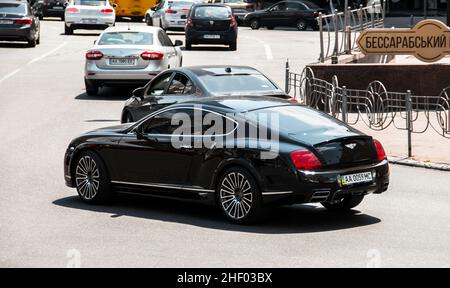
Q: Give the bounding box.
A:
[194,6,230,19]
[98,32,154,45]
[0,3,26,14]
[245,105,348,136]
[73,0,107,6]
[169,1,194,7]
[198,74,278,94]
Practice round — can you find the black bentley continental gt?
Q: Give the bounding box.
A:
[64,97,389,224]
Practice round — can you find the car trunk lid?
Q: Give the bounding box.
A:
[93,45,162,70]
[193,18,230,32]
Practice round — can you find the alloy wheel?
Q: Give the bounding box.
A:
[75,155,100,200]
[219,172,253,220]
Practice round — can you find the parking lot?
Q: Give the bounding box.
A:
[0,19,449,267]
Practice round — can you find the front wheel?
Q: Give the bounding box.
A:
[321,195,365,211]
[296,19,307,31]
[249,18,260,30]
[27,37,36,47]
[74,150,112,204]
[217,167,263,224]
[145,14,153,26]
[64,24,73,35]
[85,78,98,96]
[185,41,192,50]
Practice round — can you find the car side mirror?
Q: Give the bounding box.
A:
[112,3,118,8]
[173,40,183,46]
[132,87,145,99]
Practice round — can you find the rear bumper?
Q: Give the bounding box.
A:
[185,29,237,44]
[0,26,34,41]
[262,160,390,205]
[65,14,115,29]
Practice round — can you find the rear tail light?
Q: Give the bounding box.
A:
[373,139,387,162]
[165,9,176,14]
[15,18,33,25]
[230,15,236,27]
[101,8,114,14]
[186,17,193,27]
[288,98,298,103]
[65,7,79,13]
[290,150,322,171]
[140,51,164,60]
[85,51,104,60]
[181,8,189,11]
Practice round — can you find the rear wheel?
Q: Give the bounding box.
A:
[74,150,112,204]
[266,26,275,30]
[64,24,73,35]
[296,19,307,31]
[185,41,192,50]
[145,14,153,26]
[27,37,36,47]
[249,18,260,30]
[85,78,98,96]
[229,41,237,51]
[321,195,365,211]
[217,167,263,224]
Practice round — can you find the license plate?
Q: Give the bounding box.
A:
[53,6,63,10]
[0,20,13,25]
[82,18,97,24]
[109,58,136,66]
[178,20,185,25]
[341,172,373,186]
[204,34,220,39]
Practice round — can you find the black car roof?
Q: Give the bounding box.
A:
[0,0,28,3]
[174,65,262,77]
[169,96,295,113]
[191,3,228,8]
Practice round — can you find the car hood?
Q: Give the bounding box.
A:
[90,123,134,134]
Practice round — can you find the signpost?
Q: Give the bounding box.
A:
[357,19,450,63]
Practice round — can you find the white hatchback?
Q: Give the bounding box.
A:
[64,0,115,35]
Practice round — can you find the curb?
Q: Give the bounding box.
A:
[388,156,450,172]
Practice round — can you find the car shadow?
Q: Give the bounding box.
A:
[0,42,30,48]
[75,86,135,101]
[182,45,231,51]
[53,195,381,234]
[60,32,101,37]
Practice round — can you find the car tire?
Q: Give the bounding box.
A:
[229,41,237,51]
[266,26,275,30]
[64,24,73,35]
[60,16,65,21]
[216,167,263,224]
[296,19,307,31]
[249,18,260,30]
[145,14,153,26]
[85,78,98,96]
[27,37,36,47]
[36,32,40,45]
[185,41,192,50]
[73,150,113,204]
[38,15,43,20]
[122,111,134,123]
[321,195,365,211]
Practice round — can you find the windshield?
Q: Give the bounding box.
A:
[302,1,320,9]
[0,3,26,14]
[194,6,230,19]
[168,1,194,7]
[98,32,154,45]
[199,74,278,94]
[73,0,107,6]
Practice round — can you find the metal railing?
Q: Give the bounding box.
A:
[285,63,450,157]
[318,0,385,63]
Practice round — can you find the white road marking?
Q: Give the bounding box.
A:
[264,44,273,60]
[0,41,68,84]
[0,68,21,84]
[27,42,68,65]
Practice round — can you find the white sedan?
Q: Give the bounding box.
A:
[64,0,116,35]
[84,26,183,96]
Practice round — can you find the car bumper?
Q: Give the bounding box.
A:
[186,29,237,44]
[162,17,187,29]
[262,160,390,205]
[0,26,34,41]
[65,14,115,29]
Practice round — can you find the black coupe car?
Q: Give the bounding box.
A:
[121,65,291,123]
[243,0,326,31]
[64,97,389,224]
[0,0,40,47]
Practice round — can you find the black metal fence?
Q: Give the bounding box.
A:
[285,62,450,157]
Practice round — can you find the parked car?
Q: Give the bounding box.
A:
[185,3,238,50]
[209,0,254,24]
[64,96,390,224]
[243,0,326,30]
[145,0,195,30]
[64,0,116,35]
[84,26,183,95]
[0,0,40,47]
[35,0,68,20]
[120,65,291,123]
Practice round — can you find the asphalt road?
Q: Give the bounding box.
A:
[0,20,449,268]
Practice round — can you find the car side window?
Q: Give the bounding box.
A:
[166,73,196,95]
[145,73,172,97]
[271,3,286,11]
[142,110,182,135]
[162,32,173,46]
[286,2,305,11]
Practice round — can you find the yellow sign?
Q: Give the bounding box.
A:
[357,20,450,63]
